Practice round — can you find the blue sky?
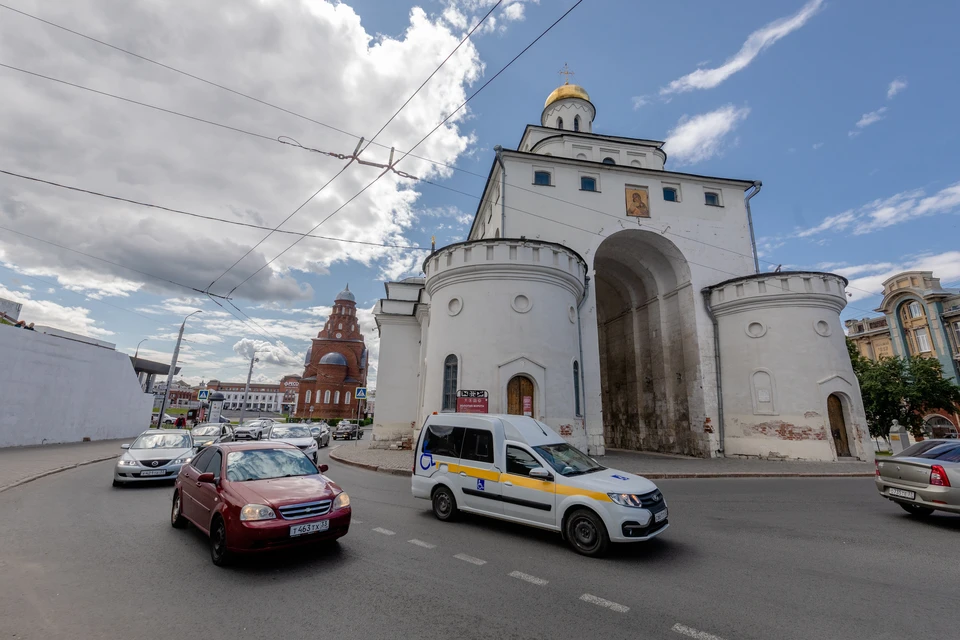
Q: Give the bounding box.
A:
[1,0,958,386]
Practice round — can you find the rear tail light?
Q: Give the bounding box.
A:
[930,465,951,487]
[875,460,880,477]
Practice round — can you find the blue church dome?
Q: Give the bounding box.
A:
[319,352,348,366]
[303,346,312,366]
[336,283,356,303]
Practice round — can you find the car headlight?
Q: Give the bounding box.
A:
[608,493,649,508]
[307,442,318,451]
[117,458,139,467]
[240,504,276,521]
[172,456,192,465]
[332,492,350,510]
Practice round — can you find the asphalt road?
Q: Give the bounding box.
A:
[1,447,957,640]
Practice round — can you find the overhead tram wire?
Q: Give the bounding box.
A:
[204,294,280,343]
[227,0,586,297]
[203,1,504,295]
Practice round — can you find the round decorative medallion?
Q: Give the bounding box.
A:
[568,305,577,323]
[745,321,767,338]
[511,294,532,314]
[447,296,463,317]
[335,332,342,338]
[814,320,832,337]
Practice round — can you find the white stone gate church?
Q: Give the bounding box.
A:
[374,80,871,462]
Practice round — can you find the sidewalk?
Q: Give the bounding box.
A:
[329,441,874,478]
[0,439,125,493]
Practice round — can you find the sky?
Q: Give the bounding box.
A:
[1,0,959,388]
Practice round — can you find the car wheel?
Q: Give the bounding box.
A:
[564,508,610,558]
[899,503,935,517]
[431,485,458,522]
[171,490,188,529]
[210,516,231,566]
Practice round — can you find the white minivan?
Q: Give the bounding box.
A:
[412,414,669,557]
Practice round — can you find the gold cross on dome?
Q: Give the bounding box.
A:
[558,63,574,85]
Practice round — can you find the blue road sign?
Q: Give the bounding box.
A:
[355,387,367,400]
[197,390,210,401]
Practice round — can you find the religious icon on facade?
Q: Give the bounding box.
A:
[625,186,650,218]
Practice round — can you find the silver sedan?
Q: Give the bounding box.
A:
[876,439,960,517]
[113,430,196,486]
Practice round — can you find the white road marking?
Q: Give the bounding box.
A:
[352,519,364,524]
[454,553,486,565]
[372,527,395,536]
[671,623,727,640]
[579,594,629,613]
[408,539,436,549]
[509,571,548,586]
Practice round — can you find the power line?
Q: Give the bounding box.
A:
[228,0,586,296]
[207,1,504,294]
[0,169,427,250]
[204,294,278,343]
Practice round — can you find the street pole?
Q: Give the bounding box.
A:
[238,353,259,427]
[156,311,201,429]
[133,338,147,391]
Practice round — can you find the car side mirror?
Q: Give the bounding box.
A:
[197,472,216,483]
[318,464,329,473]
[120,443,130,449]
[530,467,552,480]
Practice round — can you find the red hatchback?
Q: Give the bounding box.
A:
[171,441,351,565]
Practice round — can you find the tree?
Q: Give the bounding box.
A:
[851,348,960,439]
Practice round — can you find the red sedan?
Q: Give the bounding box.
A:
[171,441,351,565]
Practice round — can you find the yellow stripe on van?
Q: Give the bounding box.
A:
[439,461,612,502]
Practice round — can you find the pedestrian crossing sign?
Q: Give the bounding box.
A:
[198,390,209,401]
[355,387,367,400]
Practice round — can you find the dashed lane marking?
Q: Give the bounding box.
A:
[671,623,727,640]
[579,594,629,613]
[352,519,364,524]
[509,571,548,586]
[372,527,395,536]
[454,553,486,565]
[408,539,436,549]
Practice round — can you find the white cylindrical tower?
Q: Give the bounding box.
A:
[706,272,872,462]
[541,81,595,133]
[421,239,589,449]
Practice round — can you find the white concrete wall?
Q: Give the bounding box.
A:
[708,273,872,462]
[421,240,590,452]
[371,317,422,441]
[0,327,154,447]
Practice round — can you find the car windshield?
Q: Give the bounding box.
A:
[191,426,220,436]
[909,443,960,463]
[532,442,605,477]
[270,426,310,439]
[225,448,318,481]
[132,433,191,449]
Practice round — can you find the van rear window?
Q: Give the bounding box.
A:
[423,425,465,458]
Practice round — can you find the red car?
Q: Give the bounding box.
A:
[171,441,351,565]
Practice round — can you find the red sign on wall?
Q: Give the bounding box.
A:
[456,390,488,414]
[522,395,532,417]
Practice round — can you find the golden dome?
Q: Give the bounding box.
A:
[544,82,590,109]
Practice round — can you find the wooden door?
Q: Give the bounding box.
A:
[828,394,850,457]
[507,376,534,416]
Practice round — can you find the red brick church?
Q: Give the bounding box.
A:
[296,285,368,420]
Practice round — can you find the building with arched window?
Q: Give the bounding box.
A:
[296,285,368,421]
[373,76,869,462]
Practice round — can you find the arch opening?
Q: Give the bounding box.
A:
[594,230,700,454]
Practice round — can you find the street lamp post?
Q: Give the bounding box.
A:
[155,311,202,428]
[133,338,147,391]
[238,351,260,428]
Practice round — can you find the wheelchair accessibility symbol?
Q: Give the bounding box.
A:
[476,479,485,491]
[419,450,434,471]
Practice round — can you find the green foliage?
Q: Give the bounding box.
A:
[851,349,960,439]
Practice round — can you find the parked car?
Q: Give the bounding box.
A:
[191,423,234,449]
[333,421,362,441]
[234,419,275,440]
[310,423,331,449]
[218,415,231,424]
[113,430,195,486]
[412,414,669,557]
[876,439,960,517]
[171,441,351,566]
[265,425,319,463]
[152,413,175,425]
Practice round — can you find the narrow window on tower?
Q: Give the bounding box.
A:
[556,117,564,130]
[574,115,581,132]
[334,390,340,404]
[324,390,331,404]
[442,355,458,411]
[573,361,581,416]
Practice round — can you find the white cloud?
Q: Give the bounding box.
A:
[20,284,33,291]
[233,338,304,368]
[812,142,824,150]
[795,181,960,237]
[887,77,907,99]
[663,105,750,166]
[631,96,649,110]
[841,252,960,302]
[660,0,824,94]
[854,107,887,129]
[0,284,113,336]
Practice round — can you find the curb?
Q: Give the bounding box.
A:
[329,446,412,477]
[0,454,118,494]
